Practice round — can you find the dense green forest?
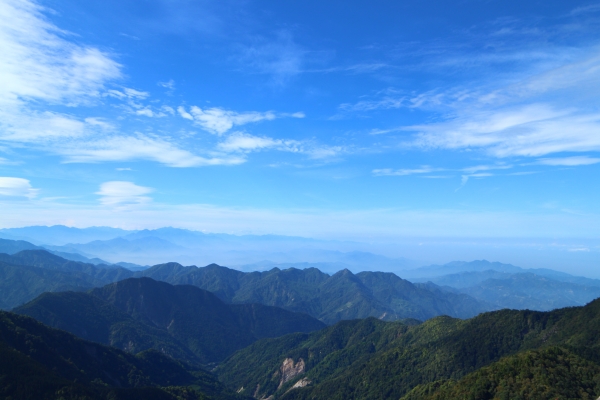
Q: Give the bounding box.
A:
[3,242,600,399]
[136,262,488,323]
[218,298,600,399]
[1,249,487,323]
[0,311,248,400]
[15,277,325,365]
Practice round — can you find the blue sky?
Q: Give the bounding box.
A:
[1,0,599,246]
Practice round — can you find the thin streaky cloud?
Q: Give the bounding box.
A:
[373,166,442,176]
[536,156,600,166]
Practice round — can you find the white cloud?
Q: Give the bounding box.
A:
[177,106,194,120]
[0,177,38,198]
[135,108,154,117]
[60,134,245,167]
[373,166,442,176]
[457,173,494,191]
[461,164,512,174]
[373,164,511,177]
[123,88,148,99]
[105,88,149,100]
[161,105,175,115]
[1,110,89,142]
[181,106,276,135]
[96,181,153,206]
[536,156,600,166]
[217,132,343,161]
[0,0,121,106]
[158,79,175,90]
[218,132,282,152]
[409,105,600,157]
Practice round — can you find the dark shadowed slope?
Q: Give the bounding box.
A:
[0,311,248,400]
[16,277,326,365]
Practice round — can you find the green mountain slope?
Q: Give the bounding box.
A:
[402,347,600,400]
[14,290,201,365]
[0,311,247,400]
[138,263,489,324]
[0,250,135,309]
[217,298,600,399]
[15,277,326,365]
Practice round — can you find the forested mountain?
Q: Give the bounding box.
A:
[0,250,135,309]
[137,263,489,324]
[0,249,488,323]
[0,311,248,400]
[217,297,600,399]
[15,277,325,365]
[402,347,600,399]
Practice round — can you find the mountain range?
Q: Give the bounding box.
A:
[132,262,489,323]
[407,260,600,311]
[4,238,600,324]
[0,247,489,323]
[15,277,325,365]
[3,234,600,399]
[0,225,418,270]
[217,296,600,399]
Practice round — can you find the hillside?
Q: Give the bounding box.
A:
[138,263,489,324]
[0,249,135,309]
[0,310,247,400]
[15,277,325,364]
[0,248,488,324]
[402,347,600,400]
[216,297,600,399]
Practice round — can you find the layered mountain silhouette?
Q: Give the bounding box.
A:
[0,249,135,309]
[15,277,325,364]
[407,260,600,310]
[136,263,489,323]
[0,246,490,323]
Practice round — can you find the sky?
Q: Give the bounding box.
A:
[0,0,599,261]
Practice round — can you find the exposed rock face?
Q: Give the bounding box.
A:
[291,378,311,389]
[278,357,306,389]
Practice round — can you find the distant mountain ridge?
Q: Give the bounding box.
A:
[136,262,490,324]
[0,246,489,324]
[0,225,418,270]
[15,277,326,365]
[407,260,600,311]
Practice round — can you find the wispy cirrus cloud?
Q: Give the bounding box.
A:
[178,105,304,135]
[236,31,305,85]
[61,134,245,167]
[217,132,345,161]
[410,105,600,157]
[354,50,600,159]
[535,156,600,166]
[373,163,512,177]
[0,0,250,168]
[0,0,121,108]
[372,166,442,176]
